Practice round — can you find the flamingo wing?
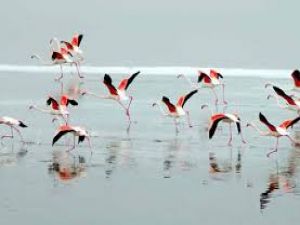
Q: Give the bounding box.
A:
[177,90,198,108]
[291,70,300,87]
[118,71,140,90]
[162,96,176,113]
[209,114,227,139]
[78,135,85,143]
[280,116,300,129]
[71,34,83,47]
[236,121,241,134]
[210,69,223,79]
[51,52,64,61]
[52,130,74,146]
[198,72,211,83]
[273,86,296,105]
[61,41,74,51]
[259,113,276,132]
[47,97,59,110]
[67,99,78,106]
[103,74,118,95]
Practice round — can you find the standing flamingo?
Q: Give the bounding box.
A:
[152,90,198,133]
[82,71,140,123]
[208,113,246,145]
[0,117,27,143]
[52,124,91,151]
[266,85,300,114]
[29,95,78,123]
[178,69,227,105]
[246,113,300,157]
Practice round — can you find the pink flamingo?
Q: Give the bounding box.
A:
[178,69,227,105]
[52,124,91,151]
[208,113,246,145]
[82,71,140,123]
[152,90,198,133]
[247,113,300,157]
[29,95,78,123]
[0,117,27,143]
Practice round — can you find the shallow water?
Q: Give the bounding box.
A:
[0,71,300,225]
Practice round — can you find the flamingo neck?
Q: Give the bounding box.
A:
[248,122,269,136]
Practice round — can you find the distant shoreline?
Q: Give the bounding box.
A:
[0,64,291,78]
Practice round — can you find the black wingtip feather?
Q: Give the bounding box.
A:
[19,121,27,128]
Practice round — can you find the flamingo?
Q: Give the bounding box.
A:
[31,46,74,80]
[152,90,198,133]
[266,85,300,114]
[208,113,246,145]
[60,34,84,79]
[0,117,27,143]
[60,33,84,60]
[177,69,227,105]
[29,95,78,123]
[82,71,140,123]
[291,70,300,92]
[52,124,91,151]
[246,112,300,157]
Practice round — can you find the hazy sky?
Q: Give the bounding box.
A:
[0,0,299,69]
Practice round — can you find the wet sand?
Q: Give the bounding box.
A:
[0,71,300,225]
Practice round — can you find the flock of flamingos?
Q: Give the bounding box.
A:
[1,33,300,157]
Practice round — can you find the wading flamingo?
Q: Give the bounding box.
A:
[247,113,300,157]
[31,46,73,80]
[52,124,91,151]
[178,69,227,105]
[82,71,140,123]
[152,90,198,133]
[0,117,27,143]
[60,34,84,78]
[208,113,246,145]
[266,85,300,114]
[29,95,78,123]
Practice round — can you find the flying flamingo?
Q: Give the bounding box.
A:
[0,117,27,143]
[208,113,246,145]
[152,90,198,133]
[29,95,78,123]
[52,124,91,151]
[177,69,227,105]
[82,71,140,123]
[266,85,300,114]
[246,113,300,157]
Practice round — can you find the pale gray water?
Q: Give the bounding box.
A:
[0,71,300,225]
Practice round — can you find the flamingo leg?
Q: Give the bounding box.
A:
[55,65,64,81]
[174,118,179,134]
[211,88,219,105]
[67,135,76,152]
[239,126,247,144]
[1,126,14,141]
[11,126,24,143]
[185,111,193,128]
[267,138,279,157]
[221,84,228,105]
[75,62,84,78]
[228,123,233,146]
[117,100,132,123]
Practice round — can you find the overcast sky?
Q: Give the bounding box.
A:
[0,0,299,69]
